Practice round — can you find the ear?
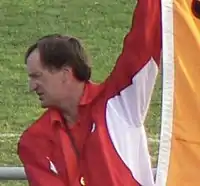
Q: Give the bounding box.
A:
[62,66,74,83]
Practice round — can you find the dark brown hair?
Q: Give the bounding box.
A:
[25,34,91,81]
[192,0,200,19]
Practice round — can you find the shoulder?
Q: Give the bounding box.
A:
[17,109,56,164]
[18,109,53,151]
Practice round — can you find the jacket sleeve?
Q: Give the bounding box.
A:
[103,0,162,126]
[18,139,66,186]
[104,0,162,92]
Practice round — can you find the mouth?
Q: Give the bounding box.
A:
[37,93,44,100]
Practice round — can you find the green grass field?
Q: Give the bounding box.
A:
[0,0,161,185]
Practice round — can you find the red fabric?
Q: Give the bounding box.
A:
[18,0,162,185]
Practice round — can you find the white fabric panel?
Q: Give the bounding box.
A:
[106,58,158,186]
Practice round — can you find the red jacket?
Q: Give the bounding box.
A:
[18,0,162,185]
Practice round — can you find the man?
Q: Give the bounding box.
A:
[17,0,162,185]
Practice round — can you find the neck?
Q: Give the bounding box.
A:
[60,81,85,127]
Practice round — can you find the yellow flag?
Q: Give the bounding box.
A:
[156,0,200,185]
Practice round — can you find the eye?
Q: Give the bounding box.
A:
[29,72,42,79]
[192,0,200,19]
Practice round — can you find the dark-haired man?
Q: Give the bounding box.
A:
[18,0,162,185]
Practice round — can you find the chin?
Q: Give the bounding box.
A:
[40,101,49,108]
[40,104,48,109]
[40,101,56,109]
[41,104,48,109]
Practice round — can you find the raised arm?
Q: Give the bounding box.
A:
[104,0,162,97]
[101,1,162,185]
[103,0,162,129]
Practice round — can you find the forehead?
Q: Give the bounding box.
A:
[26,49,43,73]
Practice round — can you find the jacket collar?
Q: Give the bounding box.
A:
[79,81,100,106]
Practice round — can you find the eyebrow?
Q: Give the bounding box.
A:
[28,72,42,77]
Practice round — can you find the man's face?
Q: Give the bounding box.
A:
[26,49,70,108]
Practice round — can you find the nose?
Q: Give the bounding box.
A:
[29,79,38,92]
